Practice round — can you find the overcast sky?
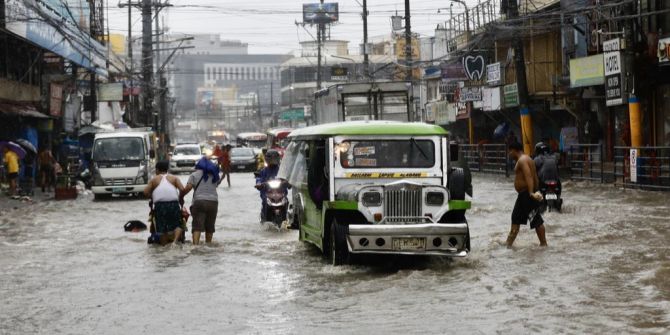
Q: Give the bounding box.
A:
[106,0,478,55]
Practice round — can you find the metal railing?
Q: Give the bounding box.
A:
[565,143,606,183]
[460,144,509,177]
[613,146,670,191]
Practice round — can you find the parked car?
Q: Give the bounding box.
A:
[169,143,202,174]
[230,147,257,172]
[279,121,473,265]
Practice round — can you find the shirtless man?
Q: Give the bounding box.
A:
[507,142,547,247]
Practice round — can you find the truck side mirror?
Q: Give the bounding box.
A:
[449,142,459,162]
[149,149,156,159]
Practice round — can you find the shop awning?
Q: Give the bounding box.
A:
[0,101,50,119]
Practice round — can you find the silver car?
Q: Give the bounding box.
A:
[230,147,257,172]
[169,144,202,173]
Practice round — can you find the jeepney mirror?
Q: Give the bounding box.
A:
[449,142,459,162]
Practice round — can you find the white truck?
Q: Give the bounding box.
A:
[314,81,417,125]
[90,129,157,200]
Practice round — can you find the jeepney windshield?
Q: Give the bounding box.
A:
[338,139,434,168]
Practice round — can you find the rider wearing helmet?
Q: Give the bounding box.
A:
[533,141,561,198]
[254,149,283,219]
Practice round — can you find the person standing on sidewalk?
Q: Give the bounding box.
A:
[506,142,547,247]
[38,146,56,193]
[3,147,19,196]
[181,157,221,245]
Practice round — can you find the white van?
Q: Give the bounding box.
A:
[90,129,156,200]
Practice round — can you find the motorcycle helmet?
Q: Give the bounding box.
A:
[265,149,281,166]
[534,142,548,156]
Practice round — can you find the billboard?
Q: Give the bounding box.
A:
[5,0,107,76]
[569,54,604,88]
[303,3,339,24]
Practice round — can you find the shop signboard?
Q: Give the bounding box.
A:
[456,102,469,120]
[503,83,519,107]
[441,63,467,82]
[435,101,457,125]
[482,87,502,111]
[5,0,108,76]
[603,38,625,106]
[97,83,124,102]
[486,62,503,86]
[330,67,348,81]
[462,54,486,81]
[459,87,482,102]
[570,54,604,87]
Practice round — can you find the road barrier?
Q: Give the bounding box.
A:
[460,144,509,177]
[613,146,670,191]
[565,143,606,183]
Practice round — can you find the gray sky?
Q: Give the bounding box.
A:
[106,0,477,55]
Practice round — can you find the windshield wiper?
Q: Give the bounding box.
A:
[410,137,429,160]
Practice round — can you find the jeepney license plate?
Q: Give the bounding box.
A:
[392,238,426,250]
[112,187,125,193]
[546,194,558,200]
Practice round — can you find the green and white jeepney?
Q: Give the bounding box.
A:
[278,121,472,265]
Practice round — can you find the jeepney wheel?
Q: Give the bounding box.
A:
[330,219,350,266]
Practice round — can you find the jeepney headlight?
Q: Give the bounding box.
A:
[426,192,445,206]
[362,191,382,207]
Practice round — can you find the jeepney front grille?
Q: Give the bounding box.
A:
[384,188,422,223]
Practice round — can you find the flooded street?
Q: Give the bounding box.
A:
[1,173,668,334]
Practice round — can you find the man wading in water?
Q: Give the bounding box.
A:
[507,142,548,247]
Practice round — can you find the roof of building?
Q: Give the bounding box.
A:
[289,121,448,138]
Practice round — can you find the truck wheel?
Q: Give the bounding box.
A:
[448,168,466,200]
[330,219,350,266]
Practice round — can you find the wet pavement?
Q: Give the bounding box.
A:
[0,173,668,334]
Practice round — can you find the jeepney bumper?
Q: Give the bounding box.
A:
[346,223,469,257]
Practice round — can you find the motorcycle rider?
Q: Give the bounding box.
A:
[533,142,562,200]
[254,149,284,220]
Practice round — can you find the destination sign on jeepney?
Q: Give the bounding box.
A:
[344,172,429,178]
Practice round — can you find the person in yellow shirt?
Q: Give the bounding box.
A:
[3,147,19,196]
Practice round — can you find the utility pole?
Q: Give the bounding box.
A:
[508,0,532,154]
[362,0,369,79]
[119,1,139,125]
[270,82,275,127]
[316,0,324,90]
[141,0,153,127]
[404,0,411,82]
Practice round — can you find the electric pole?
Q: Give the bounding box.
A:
[141,0,153,127]
[404,0,411,82]
[362,0,369,79]
[316,0,324,90]
[508,0,532,154]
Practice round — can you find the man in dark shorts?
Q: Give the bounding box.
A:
[507,142,547,247]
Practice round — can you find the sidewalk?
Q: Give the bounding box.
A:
[0,186,55,215]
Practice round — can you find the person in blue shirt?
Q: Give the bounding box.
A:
[254,150,283,220]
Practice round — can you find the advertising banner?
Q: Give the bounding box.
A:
[569,54,604,87]
[435,101,457,125]
[658,37,670,63]
[441,63,467,82]
[97,83,124,102]
[303,3,339,24]
[603,39,625,106]
[5,0,107,76]
[462,54,486,81]
[49,83,63,117]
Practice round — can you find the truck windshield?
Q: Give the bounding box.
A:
[338,139,435,168]
[92,137,145,161]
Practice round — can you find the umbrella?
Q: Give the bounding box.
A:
[0,141,27,159]
[14,138,37,155]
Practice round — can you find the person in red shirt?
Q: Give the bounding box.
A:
[217,144,231,187]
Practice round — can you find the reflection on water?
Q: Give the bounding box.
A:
[0,174,668,334]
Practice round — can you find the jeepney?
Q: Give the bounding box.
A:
[278,121,472,265]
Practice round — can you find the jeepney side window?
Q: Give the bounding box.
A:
[288,141,308,187]
[278,141,299,180]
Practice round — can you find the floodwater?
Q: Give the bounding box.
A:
[0,173,668,334]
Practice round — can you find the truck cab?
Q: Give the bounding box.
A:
[90,129,156,200]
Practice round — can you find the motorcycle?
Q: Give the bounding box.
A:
[259,178,290,229]
[540,179,562,212]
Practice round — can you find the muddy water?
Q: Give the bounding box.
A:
[0,173,668,334]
